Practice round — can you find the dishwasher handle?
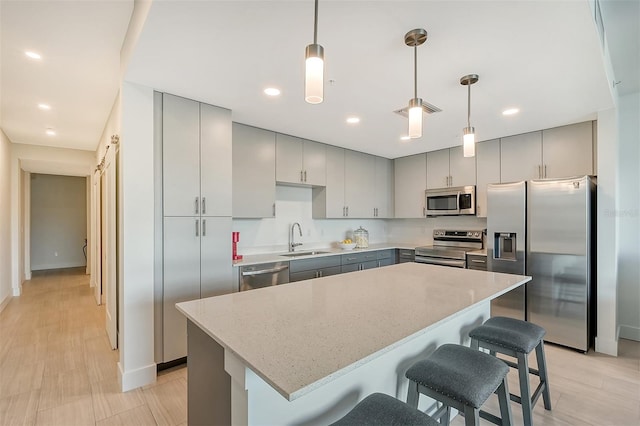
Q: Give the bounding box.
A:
[241,265,289,277]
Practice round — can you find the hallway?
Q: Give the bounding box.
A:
[0,268,187,425]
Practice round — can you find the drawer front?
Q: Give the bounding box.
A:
[341,252,368,265]
[376,249,394,260]
[466,254,487,271]
[378,258,394,267]
[341,263,360,273]
[361,260,378,270]
[397,249,415,263]
[290,255,341,273]
[290,265,342,282]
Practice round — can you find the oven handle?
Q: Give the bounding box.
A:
[415,257,466,268]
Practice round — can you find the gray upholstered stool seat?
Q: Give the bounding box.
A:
[469,317,552,426]
[329,392,440,426]
[405,344,513,426]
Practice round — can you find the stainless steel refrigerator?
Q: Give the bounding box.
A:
[487,176,595,352]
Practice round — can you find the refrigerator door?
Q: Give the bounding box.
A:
[487,181,526,320]
[527,176,593,351]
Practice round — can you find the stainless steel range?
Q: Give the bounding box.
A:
[415,229,483,268]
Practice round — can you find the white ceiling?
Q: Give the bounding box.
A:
[2,1,636,159]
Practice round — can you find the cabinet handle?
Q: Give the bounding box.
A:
[304,170,307,182]
[273,203,276,216]
[202,219,206,236]
[315,271,319,278]
[300,170,304,182]
[202,197,206,214]
[346,206,349,216]
[195,219,199,237]
[319,270,323,277]
[195,197,199,214]
[538,165,541,179]
[423,207,426,217]
[544,165,547,178]
[470,259,486,264]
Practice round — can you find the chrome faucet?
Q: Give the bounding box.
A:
[290,222,303,252]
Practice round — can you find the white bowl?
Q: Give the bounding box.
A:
[338,242,357,250]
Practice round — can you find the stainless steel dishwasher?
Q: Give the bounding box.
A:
[239,262,290,291]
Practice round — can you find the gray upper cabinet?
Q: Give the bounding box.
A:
[427,147,476,189]
[313,145,345,218]
[344,150,375,218]
[475,139,501,218]
[200,103,232,216]
[501,131,543,182]
[163,94,231,217]
[232,123,276,218]
[394,153,427,218]
[162,94,201,217]
[374,157,394,218]
[276,134,326,186]
[542,121,593,178]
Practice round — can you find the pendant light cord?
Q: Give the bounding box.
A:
[313,0,319,44]
[413,45,418,99]
[467,84,471,127]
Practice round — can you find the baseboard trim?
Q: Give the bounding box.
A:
[31,262,87,271]
[0,294,12,313]
[12,284,21,297]
[595,335,618,356]
[619,325,640,342]
[118,361,157,392]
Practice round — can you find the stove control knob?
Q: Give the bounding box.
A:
[474,232,480,237]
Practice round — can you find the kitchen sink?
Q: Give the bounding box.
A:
[280,251,329,258]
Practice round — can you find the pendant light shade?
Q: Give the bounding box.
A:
[405,28,428,139]
[305,0,324,104]
[460,74,479,157]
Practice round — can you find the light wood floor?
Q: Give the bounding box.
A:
[1,268,638,425]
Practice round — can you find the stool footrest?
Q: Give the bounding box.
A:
[502,358,541,377]
[479,409,503,425]
[509,380,547,406]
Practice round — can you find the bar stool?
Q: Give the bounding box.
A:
[329,392,440,426]
[405,344,513,426]
[469,316,552,426]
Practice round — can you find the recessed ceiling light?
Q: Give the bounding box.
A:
[400,136,411,141]
[502,108,520,116]
[346,117,360,124]
[38,103,51,110]
[264,87,281,96]
[25,51,42,60]
[45,129,56,136]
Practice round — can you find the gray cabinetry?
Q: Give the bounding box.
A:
[501,131,543,182]
[374,157,394,218]
[312,145,345,218]
[475,139,501,218]
[394,154,427,218]
[289,256,341,282]
[397,249,415,263]
[542,121,593,178]
[276,134,326,186]
[376,249,395,267]
[345,150,376,218]
[232,123,276,218]
[341,251,379,272]
[160,94,233,363]
[427,147,476,189]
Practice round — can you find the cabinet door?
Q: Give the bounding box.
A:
[275,133,303,184]
[200,217,233,298]
[163,94,200,216]
[501,131,542,182]
[543,121,593,178]
[475,139,501,218]
[341,264,360,273]
[324,145,346,217]
[200,104,232,216]
[232,123,276,218]
[449,146,476,187]
[163,217,201,361]
[345,150,375,218]
[302,140,326,186]
[393,154,426,218]
[426,149,450,189]
[375,157,394,218]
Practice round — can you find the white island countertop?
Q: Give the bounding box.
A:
[176,262,530,401]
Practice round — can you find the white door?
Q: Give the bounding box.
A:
[102,150,118,350]
[93,171,101,305]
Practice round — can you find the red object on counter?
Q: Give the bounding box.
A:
[232,232,242,260]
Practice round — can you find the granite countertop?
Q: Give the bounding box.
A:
[176,263,530,401]
[232,242,418,267]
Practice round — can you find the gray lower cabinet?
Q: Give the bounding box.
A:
[397,249,415,263]
[289,256,342,282]
[341,251,380,272]
[377,249,394,267]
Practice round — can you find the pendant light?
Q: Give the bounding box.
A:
[405,28,428,139]
[460,74,479,157]
[305,0,324,104]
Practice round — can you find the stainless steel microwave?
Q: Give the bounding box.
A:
[425,186,476,216]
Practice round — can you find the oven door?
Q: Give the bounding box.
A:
[415,255,466,268]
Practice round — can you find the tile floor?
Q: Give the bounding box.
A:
[1,267,638,425]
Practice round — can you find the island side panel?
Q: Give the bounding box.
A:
[187,320,231,425]
[240,301,489,425]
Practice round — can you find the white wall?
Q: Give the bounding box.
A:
[30,174,87,270]
[616,92,640,341]
[118,81,156,392]
[0,130,12,312]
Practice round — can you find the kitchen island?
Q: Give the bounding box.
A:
[176,262,530,425]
